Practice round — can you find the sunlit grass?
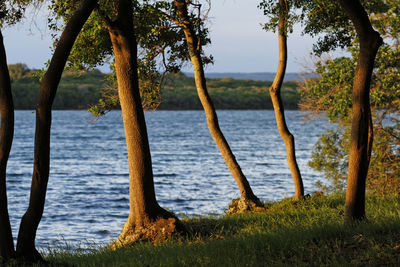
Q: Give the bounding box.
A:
[34,194,400,266]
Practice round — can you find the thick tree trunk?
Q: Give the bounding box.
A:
[0,30,15,262]
[174,0,261,209]
[337,0,382,224]
[107,0,182,246]
[16,0,96,261]
[269,0,304,200]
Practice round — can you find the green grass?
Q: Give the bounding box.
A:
[33,194,400,266]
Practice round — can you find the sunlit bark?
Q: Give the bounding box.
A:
[269,0,304,200]
[174,0,261,208]
[106,0,182,245]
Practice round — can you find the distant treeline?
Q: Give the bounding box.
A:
[10,64,104,110]
[10,64,301,110]
[183,72,317,82]
[160,72,300,110]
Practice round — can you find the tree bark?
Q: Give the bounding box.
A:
[174,0,260,206]
[0,30,15,262]
[337,0,382,224]
[269,0,304,200]
[106,0,181,245]
[16,0,97,261]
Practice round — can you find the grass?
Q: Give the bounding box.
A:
[29,194,400,266]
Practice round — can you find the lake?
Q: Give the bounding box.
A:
[6,110,329,249]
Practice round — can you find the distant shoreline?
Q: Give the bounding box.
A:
[184,72,317,82]
[10,67,302,110]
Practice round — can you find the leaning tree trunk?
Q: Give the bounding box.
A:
[269,0,304,200]
[0,30,15,262]
[16,0,97,261]
[106,0,182,246]
[337,0,382,224]
[174,0,261,210]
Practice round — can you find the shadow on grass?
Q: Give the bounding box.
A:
[39,195,400,266]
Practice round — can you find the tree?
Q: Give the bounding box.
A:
[67,1,191,115]
[259,0,304,200]
[15,0,97,261]
[300,1,399,197]
[95,0,185,246]
[0,2,31,262]
[277,0,384,223]
[292,0,388,222]
[336,0,383,224]
[173,0,262,211]
[0,30,15,263]
[50,0,190,245]
[7,63,29,82]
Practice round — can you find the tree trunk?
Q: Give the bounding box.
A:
[337,0,382,224]
[16,0,97,261]
[174,0,261,209]
[106,0,182,246]
[269,0,304,200]
[0,30,15,262]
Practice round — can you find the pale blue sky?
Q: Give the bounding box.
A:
[2,0,316,73]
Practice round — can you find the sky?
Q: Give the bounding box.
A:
[2,0,317,73]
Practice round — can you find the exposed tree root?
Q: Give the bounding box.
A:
[111,217,187,249]
[226,197,266,214]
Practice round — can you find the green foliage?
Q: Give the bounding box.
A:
[372,44,400,111]
[300,57,355,122]
[48,0,214,117]
[297,0,354,55]
[301,52,400,194]
[258,0,351,54]
[42,195,400,266]
[309,127,350,192]
[87,97,117,117]
[258,0,306,35]
[48,1,113,70]
[300,0,397,54]
[259,0,396,55]
[0,0,34,26]
[367,125,400,196]
[11,75,40,108]
[7,63,30,82]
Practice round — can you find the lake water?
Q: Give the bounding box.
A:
[6,110,329,249]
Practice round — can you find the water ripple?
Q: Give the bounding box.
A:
[7,110,328,249]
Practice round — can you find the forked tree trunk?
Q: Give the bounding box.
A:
[16,0,97,261]
[174,0,260,207]
[337,0,382,224]
[269,0,304,200]
[106,0,181,245]
[0,30,15,262]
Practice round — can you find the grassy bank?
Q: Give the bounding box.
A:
[33,194,400,266]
